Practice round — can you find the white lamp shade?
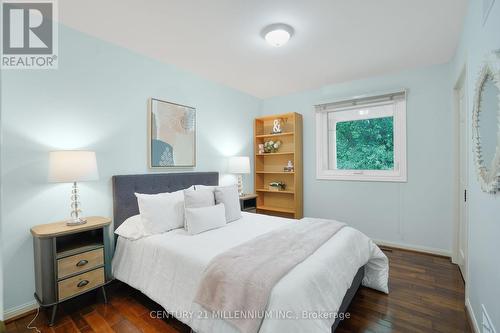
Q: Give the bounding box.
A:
[228,156,250,174]
[48,151,99,183]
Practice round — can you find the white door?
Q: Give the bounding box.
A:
[457,83,468,280]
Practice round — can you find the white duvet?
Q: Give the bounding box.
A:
[112,213,388,333]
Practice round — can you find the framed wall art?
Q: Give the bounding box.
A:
[149,98,196,168]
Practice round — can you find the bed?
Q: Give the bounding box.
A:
[111,172,388,333]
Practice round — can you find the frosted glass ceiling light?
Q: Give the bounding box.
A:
[262,23,294,47]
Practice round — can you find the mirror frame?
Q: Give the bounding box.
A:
[472,50,500,193]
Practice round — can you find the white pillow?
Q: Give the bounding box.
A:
[135,190,185,234]
[114,214,150,240]
[184,188,215,208]
[185,203,227,235]
[214,184,242,222]
[194,185,216,192]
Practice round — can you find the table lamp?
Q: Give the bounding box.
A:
[228,156,250,196]
[48,151,99,226]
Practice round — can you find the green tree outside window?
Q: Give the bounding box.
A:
[336,117,394,170]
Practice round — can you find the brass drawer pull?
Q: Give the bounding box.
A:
[77,280,89,288]
[76,260,88,267]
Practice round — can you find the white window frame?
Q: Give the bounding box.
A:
[315,90,407,182]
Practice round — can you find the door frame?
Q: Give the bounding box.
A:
[452,64,469,284]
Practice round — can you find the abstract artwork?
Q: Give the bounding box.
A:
[149,98,196,168]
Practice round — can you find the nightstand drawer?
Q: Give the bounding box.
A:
[58,267,104,301]
[57,248,104,279]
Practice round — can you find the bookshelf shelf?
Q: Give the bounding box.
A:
[255,171,295,174]
[256,152,294,156]
[256,188,295,194]
[255,132,294,138]
[257,205,296,214]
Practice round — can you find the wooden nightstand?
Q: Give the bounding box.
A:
[240,194,258,213]
[30,216,112,326]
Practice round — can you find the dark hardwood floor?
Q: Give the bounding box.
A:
[337,248,471,333]
[6,248,472,333]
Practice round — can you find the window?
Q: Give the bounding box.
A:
[316,91,407,181]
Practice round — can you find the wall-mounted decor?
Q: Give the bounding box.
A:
[482,0,495,25]
[149,98,196,168]
[472,50,500,193]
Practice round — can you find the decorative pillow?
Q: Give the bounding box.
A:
[135,190,186,234]
[184,188,215,208]
[114,214,150,240]
[214,184,242,222]
[185,203,227,235]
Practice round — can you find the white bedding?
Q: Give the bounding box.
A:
[112,212,388,333]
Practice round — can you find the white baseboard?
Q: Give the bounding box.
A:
[4,300,38,321]
[374,239,452,257]
[466,297,480,333]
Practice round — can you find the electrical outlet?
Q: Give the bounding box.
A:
[482,304,496,333]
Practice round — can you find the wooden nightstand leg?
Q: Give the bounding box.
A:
[49,304,58,327]
[101,286,108,304]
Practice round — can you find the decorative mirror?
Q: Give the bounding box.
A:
[472,50,500,193]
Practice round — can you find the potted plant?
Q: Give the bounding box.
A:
[269,181,286,191]
[264,140,281,153]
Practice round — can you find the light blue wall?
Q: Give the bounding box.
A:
[262,64,454,254]
[0,236,2,321]
[2,3,498,326]
[0,26,261,312]
[0,56,4,322]
[451,0,500,329]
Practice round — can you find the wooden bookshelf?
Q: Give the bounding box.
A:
[254,112,303,219]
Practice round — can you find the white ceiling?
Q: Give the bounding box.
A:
[59,0,467,98]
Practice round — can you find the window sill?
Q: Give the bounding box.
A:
[316,171,407,182]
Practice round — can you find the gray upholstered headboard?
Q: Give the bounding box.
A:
[112,172,219,230]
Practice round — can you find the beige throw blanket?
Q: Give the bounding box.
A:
[194,218,346,333]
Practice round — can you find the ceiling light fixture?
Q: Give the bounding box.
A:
[262,23,294,47]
